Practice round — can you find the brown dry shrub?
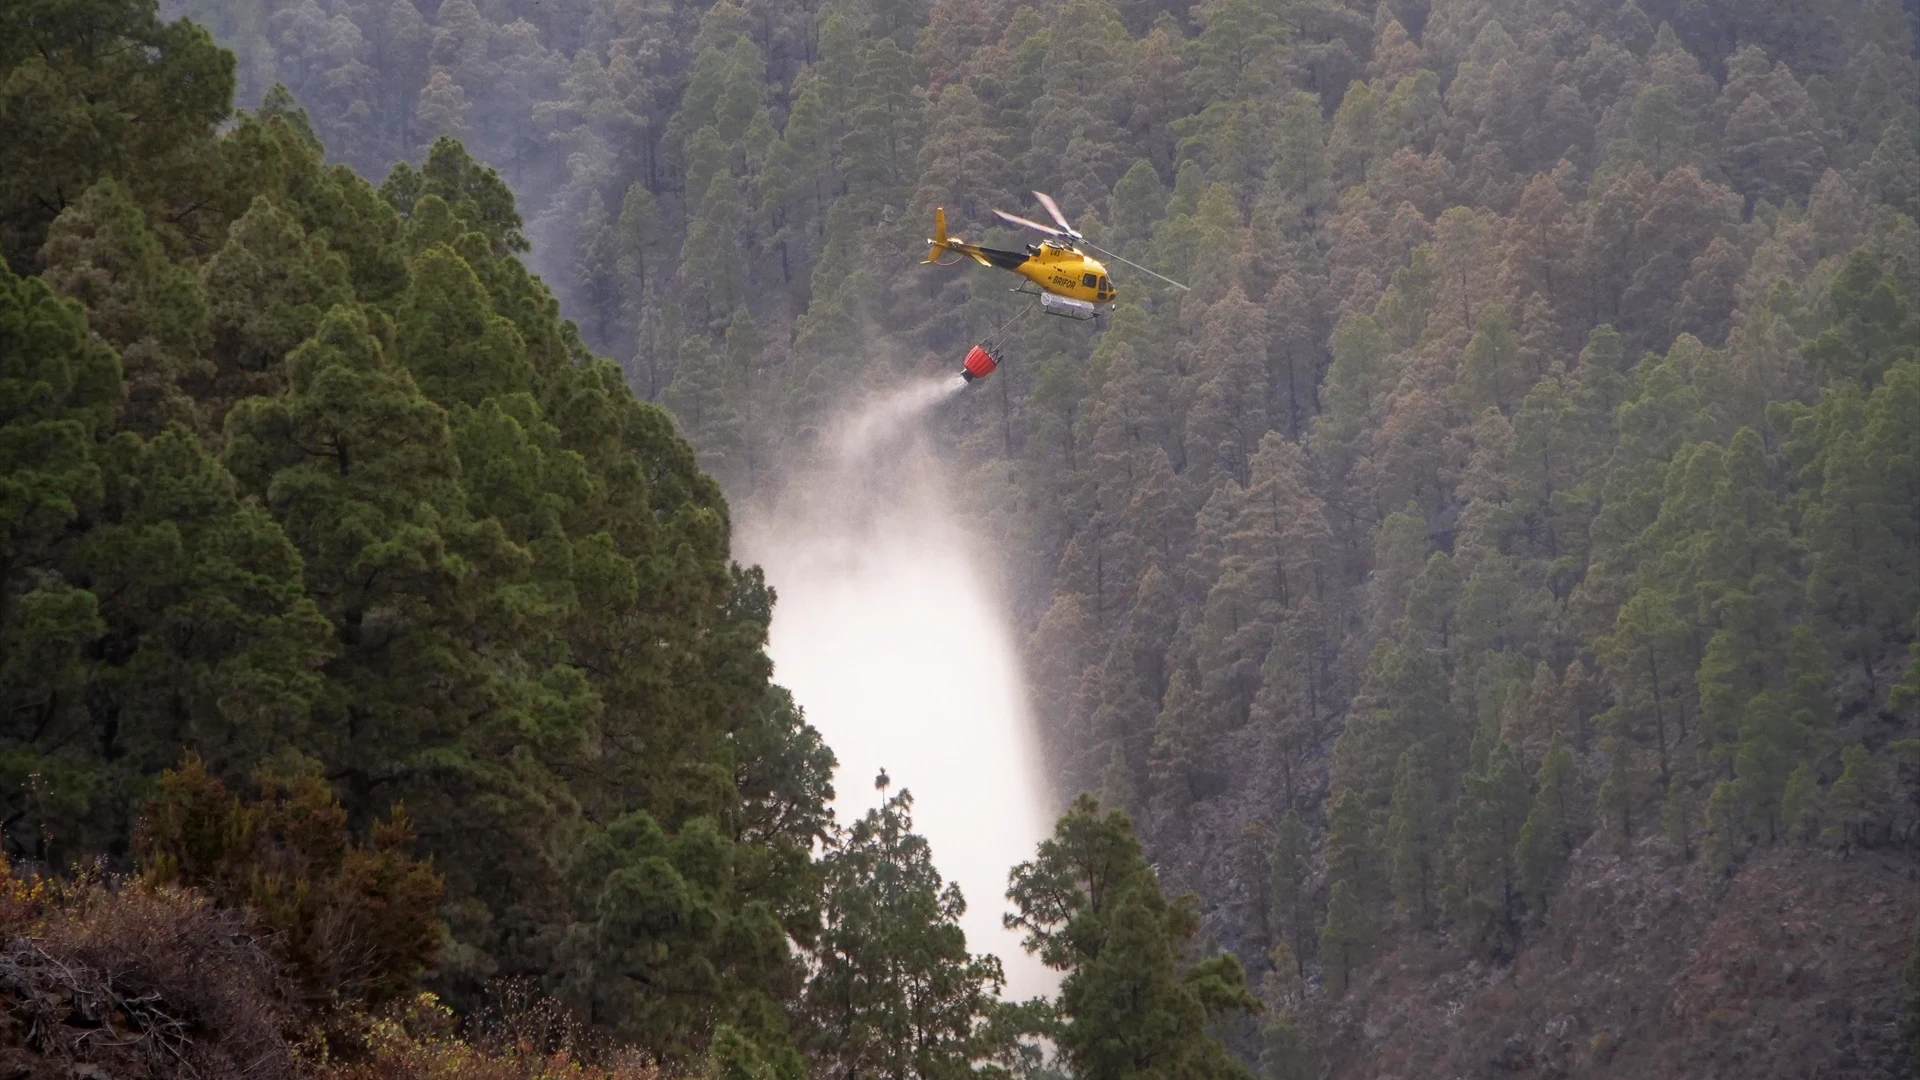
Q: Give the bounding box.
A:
[0,854,298,1080]
[0,786,662,1080]
[311,990,666,1080]
[135,753,444,1012]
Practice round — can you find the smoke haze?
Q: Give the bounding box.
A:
[738,375,1058,1001]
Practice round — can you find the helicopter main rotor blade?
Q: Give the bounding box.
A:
[1084,240,1191,292]
[1032,190,1081,238]
[994,208,1067,237]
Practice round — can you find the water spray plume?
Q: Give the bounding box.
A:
[831,374,968,463]
[739,373,1056,1000]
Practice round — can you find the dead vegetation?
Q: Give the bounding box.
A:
[0,862,665,1080]
[310,988,666,1080]
[0,861,296,1080]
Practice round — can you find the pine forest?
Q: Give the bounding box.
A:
[3,0,1920,1076]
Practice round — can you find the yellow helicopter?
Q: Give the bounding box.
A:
[924,190,1189,321]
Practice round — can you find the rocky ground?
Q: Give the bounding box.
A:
[1314,843,1917,1080]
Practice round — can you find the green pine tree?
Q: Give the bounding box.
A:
[39,178,212,436]
[1008,795,1258,1080]
[803,777,1011,1080]
[1823,744,1890,848]
[1780,761,1820,844]
[1324,787,1380,904]
[1267,810,1309,972]
[0,0,234,271]
[1318,880,1372,999]
[0,262,123,855]
[1441,741,1530,955]
[1702,779,1743,872]
[1386,743,1439,920]
[1514,737,1577,913]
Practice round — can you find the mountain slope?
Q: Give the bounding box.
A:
[101,0,1920,1073]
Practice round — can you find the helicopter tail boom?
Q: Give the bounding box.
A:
[925,208,1029,271]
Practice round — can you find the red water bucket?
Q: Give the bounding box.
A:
[962,344,999,382]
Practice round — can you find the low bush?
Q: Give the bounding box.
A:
[134,753,444,1011]
[312,990,666,1080]
[0,855,298,1080]
[0,856,670,1080]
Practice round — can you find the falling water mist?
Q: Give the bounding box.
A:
[737,373,1058,1000]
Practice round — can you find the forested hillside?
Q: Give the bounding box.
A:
[13,0,1920,1074]
[1,1,846,1062]
[1,1,1278,1076]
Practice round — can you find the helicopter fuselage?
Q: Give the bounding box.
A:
[992,241,1115,305]
[925,210,1117,307]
